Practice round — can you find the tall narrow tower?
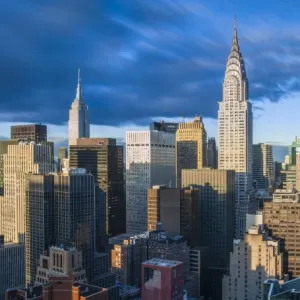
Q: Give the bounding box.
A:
[218,17,254,238]
[68,69,90,146]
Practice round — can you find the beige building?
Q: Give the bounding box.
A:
[222,225,283,300]
[35,245,87,285]
[176,116,207,187]
[264,186,300,278]
[0,142,54,243]
[296,152,300,191]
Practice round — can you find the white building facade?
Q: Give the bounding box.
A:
[0,142,55,243]
[218,19,255,238]
[68,69,89,146]
[126,131,176,233]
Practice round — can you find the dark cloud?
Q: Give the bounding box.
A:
[1,0,300,126]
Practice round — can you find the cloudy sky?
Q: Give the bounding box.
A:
[1,0,300,146]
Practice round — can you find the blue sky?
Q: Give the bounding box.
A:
[1,0,300,147]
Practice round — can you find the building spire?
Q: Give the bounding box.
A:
[76,68,82,101]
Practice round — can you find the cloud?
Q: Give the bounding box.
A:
[1,0,300,130]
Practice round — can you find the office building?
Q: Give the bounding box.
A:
[10,124,54,161]
[0,142,54,243]
[253,143,274,190]
[189,247,204,299]
[147,185,181,235]
[110,233,146,286]
[57,147,68,172]
[281,165,296,189]
[6,278,108,300]
[68,69,89,146]
[222,225,283,300]
[150,120,178,134]
[126,130,175,233]
[176,116,207,187]
[0,239,24,300]
[35,245,87,284]
[206,137,217,169]
[182,169,235,299]
[0,140,18,195]
[141,258,184,300]
[11,124,47,143]
[263,186,300,278]
[110,229,190,287]
[218,18,255,238]
[53,169,95,281]
[25,174,54,284]
[180,187,200,247]
[69,138,125,236]
[289,136,300,166]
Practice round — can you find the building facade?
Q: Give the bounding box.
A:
[57,147,68,172]
[289,136,300,166]
[182,169,235,299]
[141,259,184,300]
[0,142,54,243]
[68,69,89,146]
[0,140,18,195]
[218,19,254,238]
[25,174,55,284]
[206,137,218,169]
[147,185,181,235]
[222,225,283,300]
[69,138,125,237]
[126,131,175,233]
[11,124,47,143]
[263,187,300,278]
[35,245,87,284]
[253,143,274,190]
[0,240,24,300]
[53,169,95,281]
[176,117,207,187]
[150,121,178,134]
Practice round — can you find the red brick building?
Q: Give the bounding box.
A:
[141,258,184,300]
[6,275,108,300]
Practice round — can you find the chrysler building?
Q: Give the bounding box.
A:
[218,18,255,238]
[68,69,90,146]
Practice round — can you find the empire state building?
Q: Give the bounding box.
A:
[68,69,90,146]
[218,18,255,238]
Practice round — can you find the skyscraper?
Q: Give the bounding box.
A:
[53,169,95,281]
[25,174,54,284]
[289,136,300,166]
[68,69,89,146]
[253,143,273,190]
[206,137,217,169]
[182,169,235,300]
[69,138,125,237]
[0,142,54,243]
[150,120,178,134]
[176,116,207,187]
[57,147,68,172]
[218,18,254,238]
[126,130,175,233]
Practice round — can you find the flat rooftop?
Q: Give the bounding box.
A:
[143,258,183,268]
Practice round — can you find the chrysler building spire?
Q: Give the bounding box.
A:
[218,16,254,238]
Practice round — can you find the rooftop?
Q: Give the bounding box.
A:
[143,258,183,268]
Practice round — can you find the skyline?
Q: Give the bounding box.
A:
[1,1,300,145]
